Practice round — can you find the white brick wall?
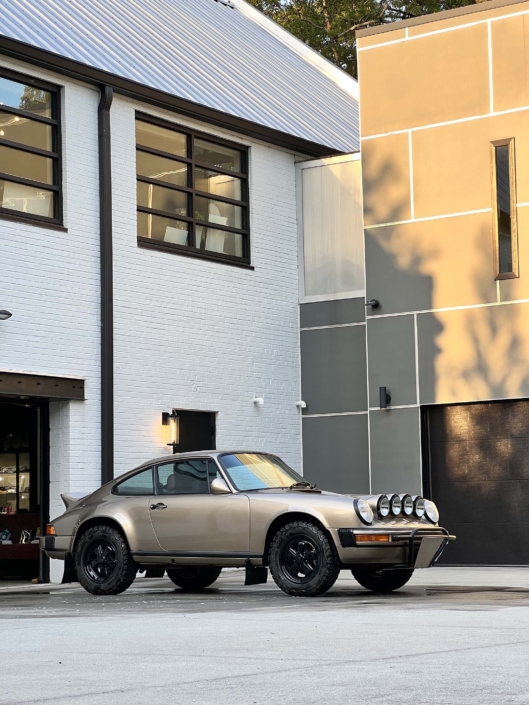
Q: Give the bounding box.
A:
[0,58,304,580]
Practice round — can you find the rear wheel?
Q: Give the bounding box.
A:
[75,525,137,596]
[269,521,340,597]
[166,566,222,590]
[352,568,414,593]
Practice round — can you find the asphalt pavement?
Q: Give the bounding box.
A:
[2,567,529,705]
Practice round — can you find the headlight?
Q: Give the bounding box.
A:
[354,498,374,525]
[424,500,439,524]
[389,494,402,516]
[414,496,425,518]
[400,494,414,516]
[377,494,390,518]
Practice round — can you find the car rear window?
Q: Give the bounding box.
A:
[113,467,154,496]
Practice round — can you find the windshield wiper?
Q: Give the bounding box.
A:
[289,481,317,490]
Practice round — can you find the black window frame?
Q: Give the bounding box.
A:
[154,458,218,495]
[111,466,154,496]
[0,66,63,227]
[135,112,251,268]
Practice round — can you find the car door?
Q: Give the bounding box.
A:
[149,459,250,553]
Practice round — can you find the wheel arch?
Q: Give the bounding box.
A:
[263,512,333,566]
[72,516,130,555]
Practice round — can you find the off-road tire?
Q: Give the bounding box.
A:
[166,566,222,590]
[74,525,137,596]
[352,568,414,593]
[269,521,341,597]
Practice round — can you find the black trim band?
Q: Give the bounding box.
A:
[131,550,262,559]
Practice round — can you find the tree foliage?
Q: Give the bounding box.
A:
[247,0,478,77]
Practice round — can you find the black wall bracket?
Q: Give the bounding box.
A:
[379,386,392,409]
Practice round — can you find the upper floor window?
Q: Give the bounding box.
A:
[0,69,61,225]
[135,115,249,265]
[491,139,518,280]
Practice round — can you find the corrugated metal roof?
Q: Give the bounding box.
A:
[0,0,359,153]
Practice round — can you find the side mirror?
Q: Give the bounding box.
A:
[210,477,231,495]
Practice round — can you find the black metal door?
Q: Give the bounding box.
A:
[175,411,216,453]
[424,400,529,565]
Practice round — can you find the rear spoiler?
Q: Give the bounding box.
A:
[61,493,88,510]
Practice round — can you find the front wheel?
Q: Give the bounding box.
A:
[352,568,414,593]
[269,521,341,597]
[75,525,137,596]
[166,566,222,591]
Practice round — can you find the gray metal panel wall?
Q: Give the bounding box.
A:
[302,415,369,493]
[300,298,365,328]
[300,325,367,415]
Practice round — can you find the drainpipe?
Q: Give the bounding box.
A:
[98,85,114,485]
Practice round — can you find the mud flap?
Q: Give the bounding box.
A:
[62,553,79,584]
[245,560,268,586]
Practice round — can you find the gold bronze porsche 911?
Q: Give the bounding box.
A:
[41,451,455,597]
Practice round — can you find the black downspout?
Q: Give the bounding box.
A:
[99,85,114,486]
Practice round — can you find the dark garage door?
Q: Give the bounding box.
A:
[426,401,529,565]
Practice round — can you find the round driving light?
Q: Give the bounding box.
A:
[377,494,390,518]
[401,494,414,516]
[424,499,439,524]
[354,498,374,525]
[414,496,425,518]
[389,494,402,516]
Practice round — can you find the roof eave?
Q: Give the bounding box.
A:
[0,34,341,158]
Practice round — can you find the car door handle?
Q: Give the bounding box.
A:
[150,503,167,510]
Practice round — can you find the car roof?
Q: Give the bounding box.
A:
[130,450,277,473]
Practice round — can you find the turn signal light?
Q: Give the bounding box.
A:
[46,525,56,536]
[356,534,390,543]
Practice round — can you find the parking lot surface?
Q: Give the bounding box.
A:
[2,567,529,705]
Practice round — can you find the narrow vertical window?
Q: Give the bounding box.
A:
[491,139,518,279]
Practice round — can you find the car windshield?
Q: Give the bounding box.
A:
[219,453,305,491]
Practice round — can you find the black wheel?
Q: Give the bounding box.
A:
[74,525,137,596]
[166,566,222,590]
[352,568,414,593]
[269,521,341,597]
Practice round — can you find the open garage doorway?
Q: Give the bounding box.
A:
[0,401,49,583]
[423,400,529,565]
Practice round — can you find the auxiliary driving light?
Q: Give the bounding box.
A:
[414,496,426,518]
[389,494,402,516]
[377,494,390,517]
[354,498,374,525]
[424,500,440,524]
[401,494,414,516]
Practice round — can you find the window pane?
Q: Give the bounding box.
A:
[135,121,187,158]
[195,196,242,229]
[137,211,189,245]
[0,179,54,217]
[157,460,208,495]
[195,167,242,201]
[219,453,303,491]
[0,144,54,184]
[137,181,187,217]
[136,150,187,187]
[114,467,153,496]
[495,144,513,274]
[194,138,241,173]
[197,226,243,257]
[0,112,53,151]
[0,77,52,118]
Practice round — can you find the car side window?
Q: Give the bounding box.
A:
[207,460,221,486]
[157,460,209,495]
[113,467,154,496]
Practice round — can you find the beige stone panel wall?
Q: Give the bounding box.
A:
[359,28,406,48]
[362,133,411,226]
[407,0,529,36]
[419,302,529,404]
[358,25,489,136]
[500,206,529,301]
[492,14,529,112]
[412,110,529,218]
[369,212,497,310]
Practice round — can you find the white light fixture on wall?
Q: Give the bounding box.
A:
[296,401,306,409]
[162,410,180,451]
[252,396,264,406]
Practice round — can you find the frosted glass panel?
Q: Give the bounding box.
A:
[302,159,364,298]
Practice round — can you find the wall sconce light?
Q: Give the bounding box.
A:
[296,401,306,409]
[0,310,12,321]
[162,410,179,451]
[252,397,264,406]
[379,387,391,410]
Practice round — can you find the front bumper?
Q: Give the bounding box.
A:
[333,527,456,569]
